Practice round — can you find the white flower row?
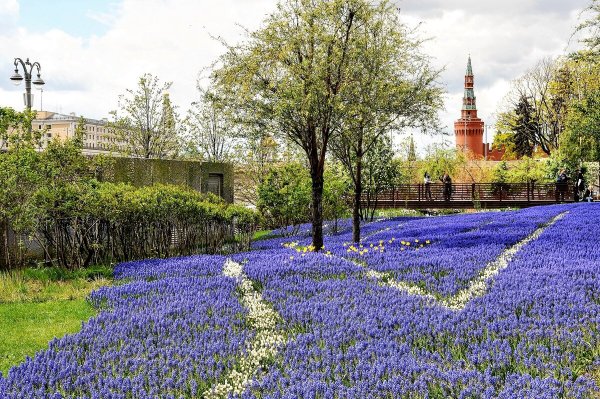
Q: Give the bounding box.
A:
[363,212,568,311]
[365,269,435,300]
[205,259,285,399]
[442,211,568,310]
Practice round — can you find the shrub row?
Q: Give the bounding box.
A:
[31,182,259,269]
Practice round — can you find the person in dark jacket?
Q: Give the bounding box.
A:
[584,185,594,202]
[441,172,452,202]
[424,172,433,200]
[556,168,568,202]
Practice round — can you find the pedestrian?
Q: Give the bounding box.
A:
[424,172,433,200]
[441,172,452,202]
[584,185,594,202]
[574,169,585,202]
[556,168,568,202]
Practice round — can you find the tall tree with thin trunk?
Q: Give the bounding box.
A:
[212,0,371,249]
[184,88,237,162]
[110,73,181,159]
[330,2,443,242]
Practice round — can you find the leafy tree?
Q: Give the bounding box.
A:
[322,164,351,233]
[573,0,600,59]
[419,146,462,183]
[507,156,549,184]
[492,131,518,160]
[361,136,400,221]
[0,107,39,149]
[330,2,442,242]
[257,163,312,234]
[213,0,412,249]
[184,88,237,162]
[110,74,181,159]
[496,58,561,155]
[234,133,281,207]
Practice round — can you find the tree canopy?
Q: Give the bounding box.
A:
[212,0,442,247]
[110,73,181,159]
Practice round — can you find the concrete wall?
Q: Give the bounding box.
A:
[102,158,234,203]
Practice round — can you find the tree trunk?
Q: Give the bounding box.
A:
[353,153,363,243]
[310,169,324,250]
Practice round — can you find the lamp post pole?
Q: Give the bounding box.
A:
[484,123,488,161]
[10,57,45,111]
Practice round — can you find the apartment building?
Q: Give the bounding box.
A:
[33,111,123,155]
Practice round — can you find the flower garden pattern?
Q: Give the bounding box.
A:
[1,204,599,398]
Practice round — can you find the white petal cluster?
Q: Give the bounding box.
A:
[365,269,435,300]
[205,259,285,398]
[442,211,567,310]
[363,211,568,311]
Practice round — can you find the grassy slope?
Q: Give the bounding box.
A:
[0,268,111,377]
[0,300,96,376]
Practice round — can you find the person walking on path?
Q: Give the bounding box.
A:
[441,172,452,202]
[574,169,585,202]
[556,168,568,202]
[424,172,433,200]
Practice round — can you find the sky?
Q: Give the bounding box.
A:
[0,0,591,152]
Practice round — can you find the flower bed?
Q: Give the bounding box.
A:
[0,255,254,398]
[2,204,599,398]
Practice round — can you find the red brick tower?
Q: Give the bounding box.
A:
[454,56,485,157]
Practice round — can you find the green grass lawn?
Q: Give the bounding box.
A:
[252,229,274,241]
[0,299,96,376]
[0,267,111,376]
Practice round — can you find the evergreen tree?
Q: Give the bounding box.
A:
[513,95,537,157]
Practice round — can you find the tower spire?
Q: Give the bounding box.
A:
[466,54,472,75]
[454,55,484,157]
[462,56,476,111]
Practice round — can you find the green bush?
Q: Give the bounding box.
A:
[257,162,350,233]
[0,122,258,270]
[32,182,259,269]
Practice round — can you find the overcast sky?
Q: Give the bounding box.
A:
[0,0,591,152]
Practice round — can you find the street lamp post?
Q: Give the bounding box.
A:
[9,57,45,111]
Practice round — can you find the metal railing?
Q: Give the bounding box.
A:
[362,182,576,209]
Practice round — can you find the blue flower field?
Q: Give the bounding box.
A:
[2,203,599,398]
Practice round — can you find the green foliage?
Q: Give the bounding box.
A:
[419,146,463,182]
[0,107,38,148]
[0,136,257,270]
[109,73,181,159]
[560,89,600,164]
[574,0,600,58]
[492,161,510,184]
[183,87,237,162]
[257,163,312,232]
[507,157,551,183]
[257,162,350,232]
[512,96,538,157]
[362,136,400,220]
[322,164,352,232]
